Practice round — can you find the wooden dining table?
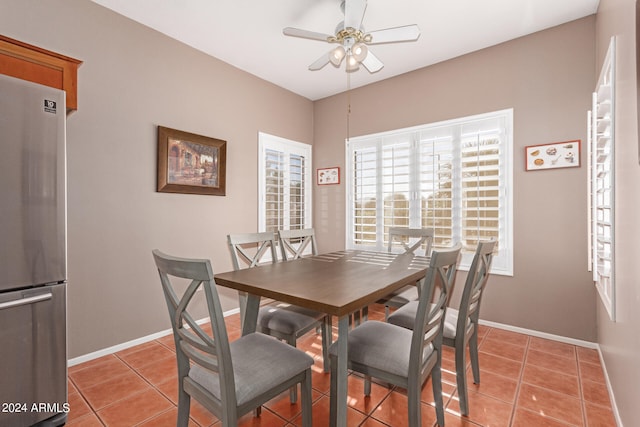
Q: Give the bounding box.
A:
[214,249,430,427]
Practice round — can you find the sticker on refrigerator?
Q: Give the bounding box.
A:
[44,99,57,114]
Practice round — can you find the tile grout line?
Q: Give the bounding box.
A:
[507,331,529,427]
[577,351,588,427]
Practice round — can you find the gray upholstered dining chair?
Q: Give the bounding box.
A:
[388,239,496,416]
[329,244,461,427]
[227,231,330,385]
[378,227,435,319]
[152,249,313,427]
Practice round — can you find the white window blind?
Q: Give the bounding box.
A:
[258,133,312,234]
[347,110,513,275]
[588,38,616,321]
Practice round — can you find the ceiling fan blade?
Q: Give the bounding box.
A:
[309,52,332,71]
[283,27,334,42]
[367,24,420,44]
[361,50,384,73]
[344,0,367,30]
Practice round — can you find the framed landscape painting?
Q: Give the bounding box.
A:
[157,126,227,196]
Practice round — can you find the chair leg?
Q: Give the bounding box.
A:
[329,354,338,425]
[301,368,313,427]
[287,336,299,403]
[431,359,445,427]
[176,386,191,427]
[469,332,481,384]
[384,305,390,321]
[408,382,422,427]
[352,310,361,326]
[238,291,248,331]
[322,316,332,373]
[222,410,238,427]
[364,375,372,396]
[455,344,469,416]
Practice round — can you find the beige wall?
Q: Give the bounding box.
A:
[0,0,314,358]
[595,0,640,425]
[7,8,637,418]
[314,17,598,341]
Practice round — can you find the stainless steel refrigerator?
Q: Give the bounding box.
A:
[0,74,68,427]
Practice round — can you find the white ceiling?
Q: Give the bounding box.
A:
[91,0,599,101]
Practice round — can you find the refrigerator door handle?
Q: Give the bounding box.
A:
[0,292,52,310]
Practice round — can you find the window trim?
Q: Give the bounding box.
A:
[345,109,513,276]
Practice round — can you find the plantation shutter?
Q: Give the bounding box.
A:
[353,145,378,246]
[588,38,615,320]
[419,131,454,248]
[459,119,503,254]
[381,137,412,245]
[347,110,512,275]
[288,153,306,231]
[259,133,312,236]
[264,148,285,232]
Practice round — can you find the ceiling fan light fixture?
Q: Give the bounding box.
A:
[351,42,368,62]
[346,54,360,72]
[330,45,346,66]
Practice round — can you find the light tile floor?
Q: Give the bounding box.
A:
[66,305,616,426]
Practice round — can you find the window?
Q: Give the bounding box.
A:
[346,110,513,275]
[258,132,312,235]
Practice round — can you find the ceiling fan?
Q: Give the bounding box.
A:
[283,0,420,73]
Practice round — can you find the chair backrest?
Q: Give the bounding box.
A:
[455,240,496,337]
[387,227,434,257]
[152,249,238,409]
[278,228,318,261]
[409,244,461,374]
[227,232,279,270]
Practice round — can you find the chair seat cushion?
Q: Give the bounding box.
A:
[388,302,459,340]
[188,332,313,406]
[329,321,433,378]
[258,303,323,336]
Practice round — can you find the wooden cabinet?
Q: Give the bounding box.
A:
[0,35,82,113]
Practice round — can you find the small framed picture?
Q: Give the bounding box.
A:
[525,140,580,171]
[317,167,340,185]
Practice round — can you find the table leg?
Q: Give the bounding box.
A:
[238,291,247,331]
[241,294,260,336]
[330,315,349,427]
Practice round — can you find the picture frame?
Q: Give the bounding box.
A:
[157,126,227,195]
[525,140,580,171]
[317,167,340,185]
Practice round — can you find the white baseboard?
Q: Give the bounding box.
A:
[478,319,598,348]
[67,307,240,367]
[595,346,623,427]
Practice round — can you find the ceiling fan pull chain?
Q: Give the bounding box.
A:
[346,72,351,142]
